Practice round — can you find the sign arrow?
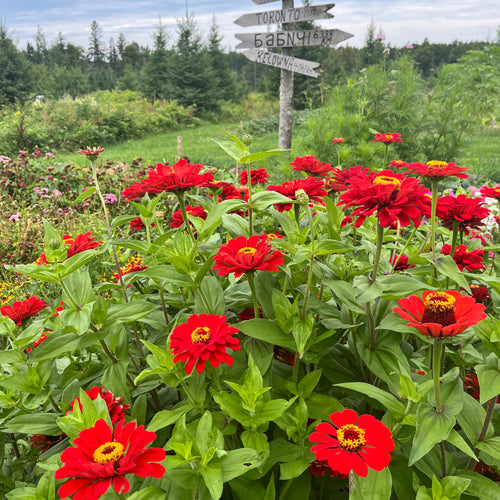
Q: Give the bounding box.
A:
[235,29,353,49]
[235,4,335,27]
[243,48,320,78]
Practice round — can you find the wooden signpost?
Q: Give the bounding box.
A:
[234,4,335,27]
[235,1,353,148]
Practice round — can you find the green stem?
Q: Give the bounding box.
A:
[432,340,443,413]
[292,353,300,384]
[176,192,197,245]
[247,272,260,319]
[246,162,253,236]
[367,302,377,351]
[383,144,389,170]
[302,206,316,322]
[390,225,418,273]
[467,396,497,470]
[370,221,384,283]
[179,378,200,409]
[430,179,440,268]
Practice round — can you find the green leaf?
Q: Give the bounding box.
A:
[409,403,456,465]
[280,458,311,480]
[306,393,343,421]
[3,413,60,435]
[241,430,269,456]
[335,382,405,415]
[200,462,223,500]
[447,429,478,461]
[106,300,158,324]
[237,319,296,351]
[250,190,295,211]
[376,274,431,300]
[351,467,393,500]
[433,255,470,291]
[457,393,495,445]
[238,148,288,164]
[297,369,322,399]
[102,362,131,405]
[476,436,500,461]
[455,469,500,499]
[128,488,167,500]
[220,448,261,483]
[291,313,314,358]
[198,199,247,240]
[476,353,500,404]
[73,186,96,205]
[195,276,225,315]
[148,403,194,432]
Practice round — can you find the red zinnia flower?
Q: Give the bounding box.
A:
[267,178,327,212]
[78,146,105,159]
[407,161,469,181]
[129,217,145,231]
[394,290,487,338]
[480,185,500,200]
[30,433,66,453]
[309,409,394,478]
[26,333,49,353]
[390,160,407,169]
[142,159,213,194]
[0,296,48,325]
[441,244,485,272]
[169,313,240,374]
[170,205,207,229]
[240,168,269,185]
[199,180,232,190]
[122,181,149,201]
[331,137,345,143]
[464,373,500,403]
[67,386,130,424]
[212,234,284,278]
[337,170,430,228]
[372,132,402,143]
[308,459,348,479]
[436,194,490,234]
[390,254,414,270]
[111,255,147,283]
[469,284,491,304]
[65,232,102,258]
[55,419,165,500]
[334,166,371,187]
[291,155,334,177]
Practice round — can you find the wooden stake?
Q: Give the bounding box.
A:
[279,0,294,149]
[177,135,182,159]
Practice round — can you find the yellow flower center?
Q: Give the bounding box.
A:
[267,233,278,240]
[421,292,457,326]
[426,161,448,170]
[93,441,125,465]
[238,247,257,255]
[373,176,401,187]
[191,326,211,343]
[337,424,366,451]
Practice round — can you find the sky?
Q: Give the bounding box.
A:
[3,0,499,52]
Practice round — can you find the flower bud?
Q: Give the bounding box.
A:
[295,189,309,206]
[242,134,253,146]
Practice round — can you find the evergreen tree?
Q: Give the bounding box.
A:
[88,20,106,66]
[361,20,385,66]
[0,21,33,105]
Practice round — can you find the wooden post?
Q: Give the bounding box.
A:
[177,135,182,159]
[279,0,294,150]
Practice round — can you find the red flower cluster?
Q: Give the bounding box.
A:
[407,161,469,181]
[480,185,500,200]
[394,290,487,338]
[436,194,490,234]
[441,244,485,272]
[389,160,407,169]
[26,333,48,353]
[170,313,240,374]
[331,137,345,143]
[111,255,147,283]
[0,296,48,325]
[36,233,102,265]
[240,168,269,185]
[390,254,414,271]
[290,155,333,177]
[309,409,394,477]
[122,159,213,200]
[372,132,403,143]
[67,386,130,424]
[338,170,430,228]
[213,234,284,278]
[267,178,327,212]
[55,419,165,500]
[469,284,491,304]
[170,205,208,228]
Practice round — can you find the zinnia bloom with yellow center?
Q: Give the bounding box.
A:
[480,185,500,200]
[309,409,394,478]
[169,313,240,374]
[407,161,469,180]
[372,132,403,143]
[213,234,284,278]
[55,419,165,500]
[290,155,334,177]
[0,296,48,325]
[394,290,486,338]
[337,170,430,228]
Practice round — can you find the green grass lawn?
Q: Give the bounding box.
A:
[56,121,285,172]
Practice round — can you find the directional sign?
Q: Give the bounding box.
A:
[235,29,353,49]
[235,4,334,27]
[252,0,279,4]
[243,48,320,78]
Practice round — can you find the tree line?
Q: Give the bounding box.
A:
[0,13,496,115]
